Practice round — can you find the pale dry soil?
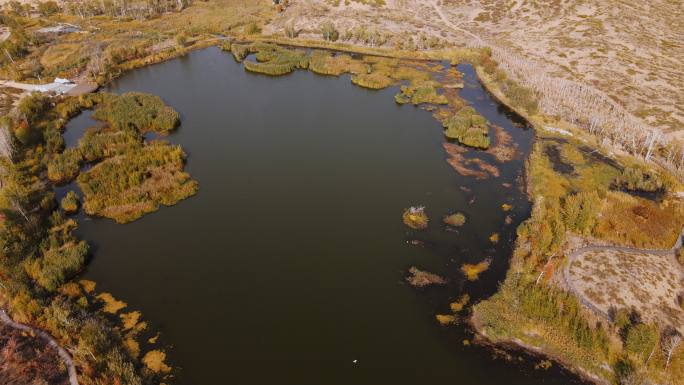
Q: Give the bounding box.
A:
[268,0,684,137]
[568,248,684,333]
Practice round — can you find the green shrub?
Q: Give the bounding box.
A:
[24,240,88,292]
[245,22,261,35]
[37,1,60,16]
[614,166,665,193]
[175,32,188,47]
[321,21,339,42]
[562,191,600,234]
[502,79,538,114]
[624,323,659,361]
[47,148,83,183]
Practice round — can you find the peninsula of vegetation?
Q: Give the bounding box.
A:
[1,0,683,385]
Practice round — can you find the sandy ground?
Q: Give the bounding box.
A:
[567,248,684,333]
[267,0,684,137]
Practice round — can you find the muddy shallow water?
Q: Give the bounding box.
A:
[59,47,586,385]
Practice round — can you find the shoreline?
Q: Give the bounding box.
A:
[4,32,679,384]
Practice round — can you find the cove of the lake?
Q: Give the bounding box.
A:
[59,47,586,385]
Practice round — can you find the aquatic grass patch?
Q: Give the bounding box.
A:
[394,82,448,105]
[97,292,128,314]
[443,212,466,227]
[443,143,500,179]
[47,147,83,183]
[406,267,447,287]
[450,294,470,312]
[487,125,518,162]
[91,92,180,134]
[461,259,491,281]
[77,142,198,223]
[60,190,79,214]
[142,350,172,374]
[79,127,142,163]
[442,107,490,149]
[402,206,429,229]
[228,43,252,61]
[308,50,365,76]
[435,314,457,325]
[243,45,309,76]
[350,71,394,89]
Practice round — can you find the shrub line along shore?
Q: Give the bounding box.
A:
[2,5,683,383]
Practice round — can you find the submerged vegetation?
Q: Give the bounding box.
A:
[443,212,466,227]
[406,267,447,287]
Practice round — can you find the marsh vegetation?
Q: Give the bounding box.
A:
[0,93,172,384]
[43,92,198,223]
[402,206,429,230]
[473,127,684,385]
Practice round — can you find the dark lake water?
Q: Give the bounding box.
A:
[60,47,585,385]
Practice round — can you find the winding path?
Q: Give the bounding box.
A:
[0,309,79,385]
[562,228,684,319]
[429,0,483,45]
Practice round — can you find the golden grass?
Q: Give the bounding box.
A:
[79,279,96,293]
[402,207,429,230]
[124,337,140,360]
[461,259,491,281]
[449,294,470,312]
[489,233,499,243]
[443,212,466,227]
[594,191,684,249]
[97,292,127,314]
[142,350,172,374]
[435,314,457,325]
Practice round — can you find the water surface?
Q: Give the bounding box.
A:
[66,48,584,385]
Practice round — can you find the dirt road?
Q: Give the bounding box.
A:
[0,309,80,385]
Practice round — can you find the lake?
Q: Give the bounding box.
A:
[60,47,585,385]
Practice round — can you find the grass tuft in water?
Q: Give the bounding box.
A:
[442,106,490,149]
[461,259,492,281]
[403,206,429,229]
